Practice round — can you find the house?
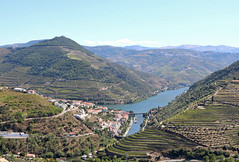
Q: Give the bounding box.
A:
[74,100,82,106]
[87,102,95,107]
[113,117,118,121]
[28,90,36,94]
[26,153,36,158]
[92,109,102,114]
[67,132,76,137]
[49,99,57,103]
[120,117,126,124]
[112,122,118,128]
[232,80,239,83]
[14,88,27,93]
[115,113,122,119]
[102,107,108,112]
[123,114,129,120]
[150,110,157,114]
[87,109,93,113]
[108,126,116,135]
[82,154,87,160]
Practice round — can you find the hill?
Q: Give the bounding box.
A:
[106,60,239,160]
[0,36,164,104]
[86,46,239,88]
[0,89,62,122]
[150,60,239,147]
[0,103,104,158]
[143,62,239,152]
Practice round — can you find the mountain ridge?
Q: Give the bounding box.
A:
[86,45,239,88]
[0,36,164,104]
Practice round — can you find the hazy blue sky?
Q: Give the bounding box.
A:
[1,0,239,47]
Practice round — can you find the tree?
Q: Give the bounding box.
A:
[44,152,54,158]
[55,150,65,158]
[203,155,209,162]
[66,151,74,157]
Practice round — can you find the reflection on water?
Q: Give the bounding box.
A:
[107,87,188,136]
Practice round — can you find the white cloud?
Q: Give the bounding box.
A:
[82,39,160,47]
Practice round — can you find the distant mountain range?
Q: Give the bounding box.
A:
[124,45,157,51]
[160,44,239,53]
[0,37,164,104]
[86,45,239,88]
[0,40,45,48]
[2,39,239,88]
[123,44,239,53]
[2,39,239,53]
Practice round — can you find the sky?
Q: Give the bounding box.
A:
[1,0,239,47]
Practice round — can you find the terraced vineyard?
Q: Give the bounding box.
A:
[164,81,239,148]
[106,128,197,159]
[0,36,164,104]
[214,81,239,105]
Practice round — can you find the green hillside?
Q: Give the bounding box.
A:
[107,60,239,160]
[0,90,61,122]
[153,60,239,121]
[148,60,239,148]
[86,46,239,88]
[0,36,164,104]
[106,128,197,159]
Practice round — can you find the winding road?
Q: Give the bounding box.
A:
[1,106,78,124]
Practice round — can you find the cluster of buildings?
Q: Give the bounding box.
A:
[49,98,132,136]
[12,87,132,137]
[13,87,37,95]
[98,110,130,136]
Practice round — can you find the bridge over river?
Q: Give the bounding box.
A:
[130,112,147,115]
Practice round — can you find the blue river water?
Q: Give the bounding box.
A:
[107,87,188,136]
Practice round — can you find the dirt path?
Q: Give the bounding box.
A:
[214,87,222,96]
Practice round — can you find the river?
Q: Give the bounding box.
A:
[107,87,188,136]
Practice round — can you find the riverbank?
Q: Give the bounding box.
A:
[123,118,133,137]
[106,87,189,136]
[142,116,149,131]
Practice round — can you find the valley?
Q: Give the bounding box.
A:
[0,37,164,105]
[0,37,239,161]
[105,60,239,161]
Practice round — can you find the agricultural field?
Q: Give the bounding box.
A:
[0,90,62,122]
[164,82,239,148]
[0,109,111,158]
[106,128,197,159]
[107,81,239,159]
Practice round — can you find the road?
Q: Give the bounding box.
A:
[123,118,133,137]
[142,116,149,131]
[1,106,78,124]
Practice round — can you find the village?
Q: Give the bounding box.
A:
[0,86,134,161]
[49,98,132,137]
[12,87,133,137]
